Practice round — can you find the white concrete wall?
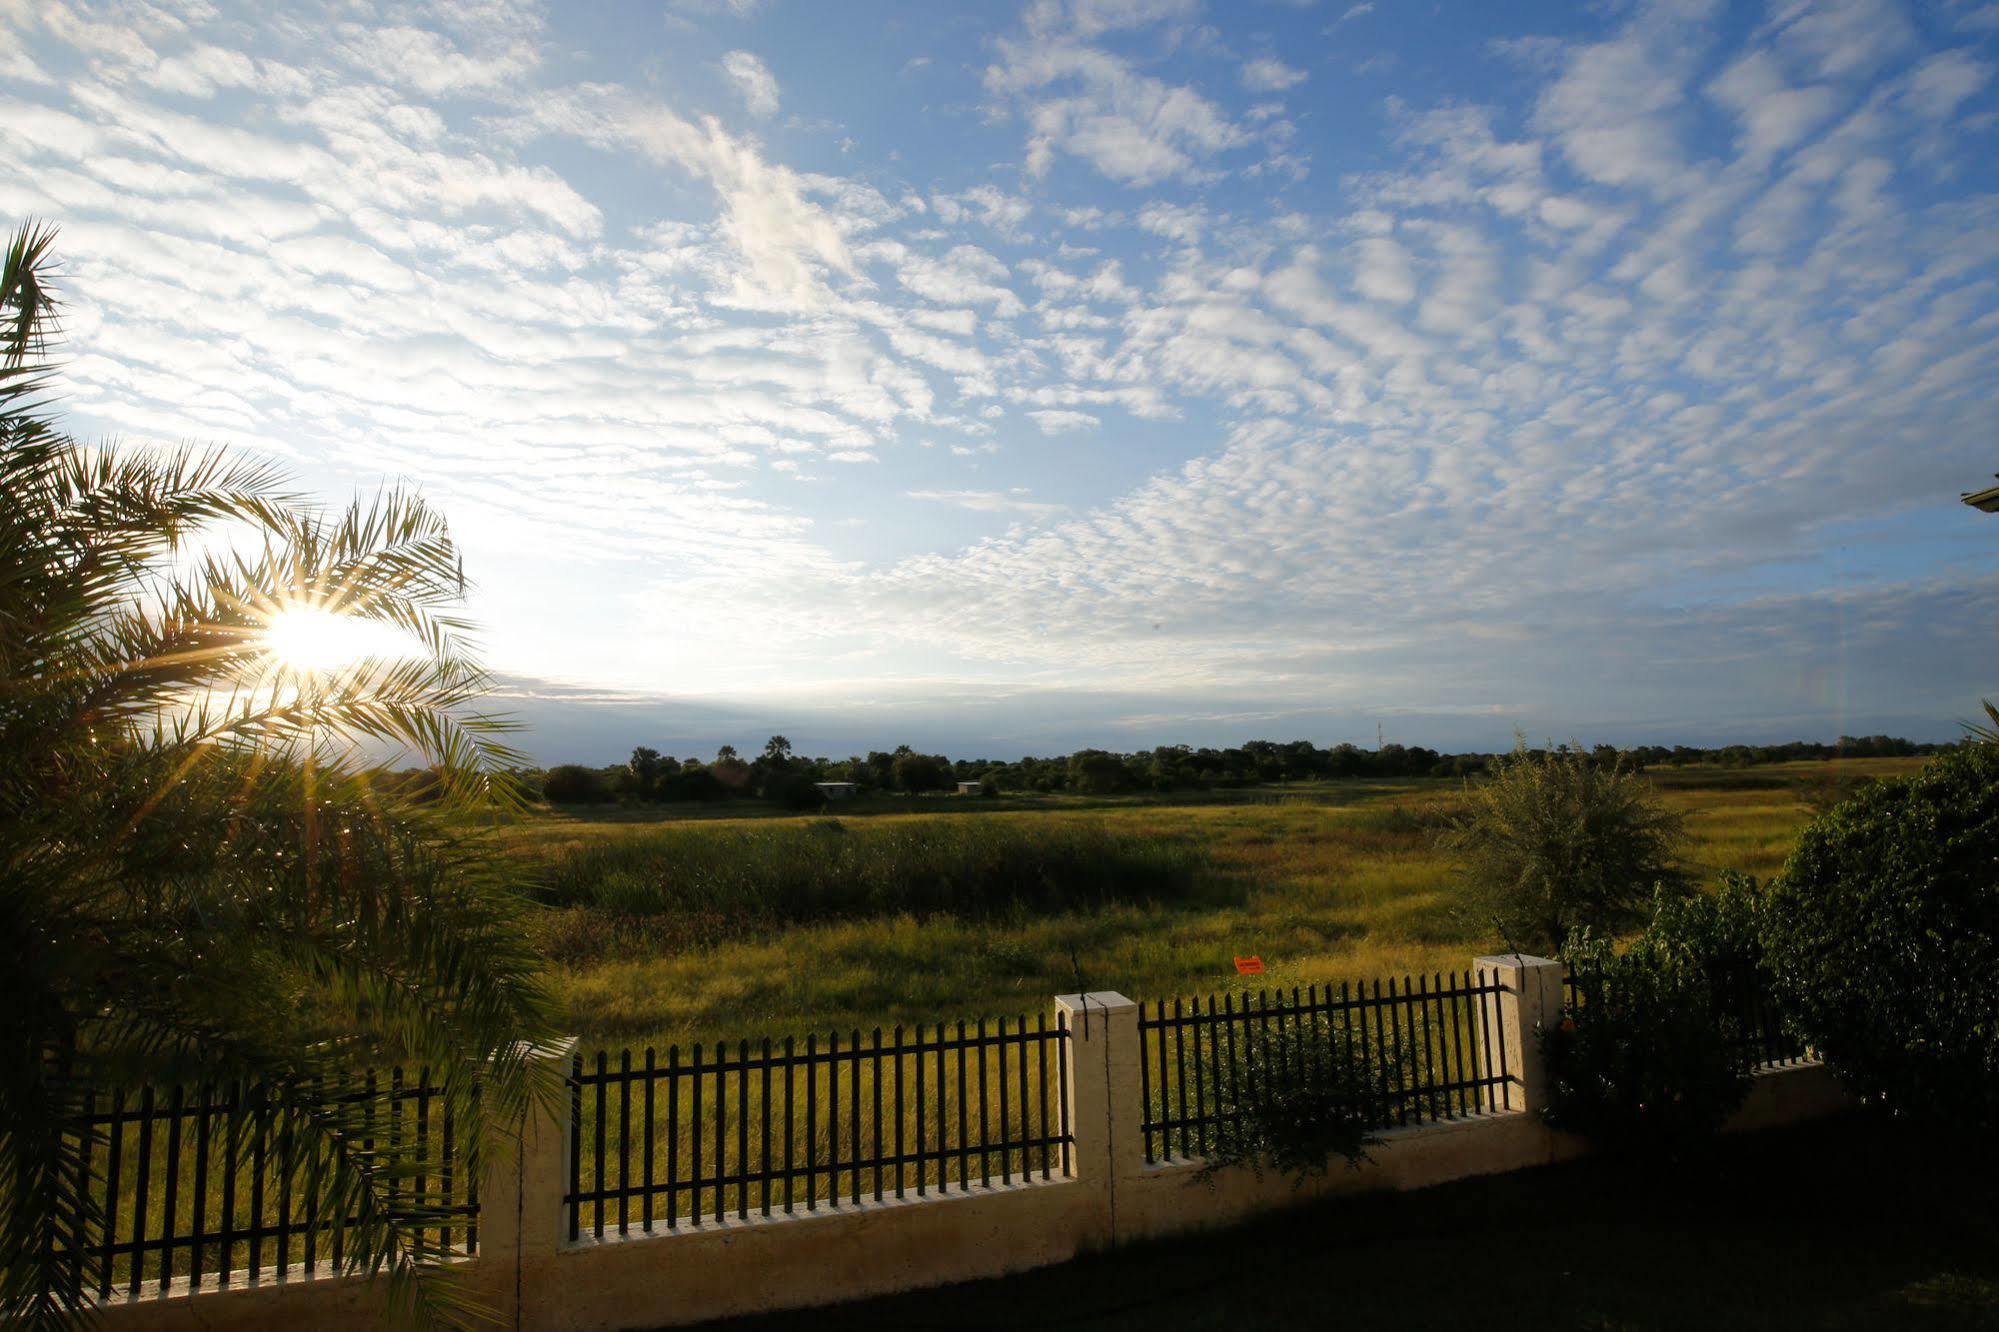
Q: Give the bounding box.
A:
[84,964,1852,1332]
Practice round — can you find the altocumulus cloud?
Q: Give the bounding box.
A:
[1,0,1995,757]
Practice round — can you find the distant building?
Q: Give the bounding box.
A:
[815,781,859,800]
[956,781,984,795]
[1965,475,1999,513]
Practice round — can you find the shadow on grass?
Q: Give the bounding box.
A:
[690,1113,1999,1331]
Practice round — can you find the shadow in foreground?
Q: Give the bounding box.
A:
[687,1112,1999,1332]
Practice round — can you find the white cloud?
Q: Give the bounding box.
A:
[1531,7,1700,194]
[1136,201,1206,245]
[1026,408,1101,433]
[985,5,1249,186]
[1708,51,1839,160]
[1771,0,1915,81]
[905,488,1065,515]
[1352,235,1415,304]
[932,185,1034,240]
[1241,58,1307,92]
[338,24,539,97]
[722,49,780,118]
[1902,49,1993,121]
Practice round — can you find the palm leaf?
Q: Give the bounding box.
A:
[0,221,555,1329]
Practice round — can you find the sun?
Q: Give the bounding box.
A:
[261,603,399,676]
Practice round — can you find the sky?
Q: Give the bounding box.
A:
[4,0,1998,763]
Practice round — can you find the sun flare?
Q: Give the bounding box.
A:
[261,603,397,675]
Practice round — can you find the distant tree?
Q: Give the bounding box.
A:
[763,769,829,811]
[710,751,752,793]
[625,746,674,800]
[892,751,953,792]
[663,764,728,802]
[1441,741,1688,952]
[763,734,793,765]
[544,763,612,804]
[1068,749,1132,795]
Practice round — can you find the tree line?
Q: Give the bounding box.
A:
[480,732,1950,808]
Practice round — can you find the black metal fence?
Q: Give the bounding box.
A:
[566,1015,1071,1240]
[57,1069,476,1299]
[1138,972,1511,1164]
[1562,969,1808,1068]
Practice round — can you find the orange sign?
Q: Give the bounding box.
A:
[1234,955,1264,975]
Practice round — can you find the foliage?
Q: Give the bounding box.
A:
[763,770,829,812]
[1543,881,1768,1153]
[890,750,952,793]
[537,732,1944,805]
[0,223,553,1329]
[1188,1014,1388,1182]
[1765,745,1999,1129]
[623,746,678,799]
[543,762,613,804]
[1440,741,1688,952]
[527,817,1210,945]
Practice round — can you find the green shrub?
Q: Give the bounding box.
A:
[1189,1015,1387,1181]
[1543,880,1766,1153]
[1441,741,1687,952]
[1765,745,1999,1129]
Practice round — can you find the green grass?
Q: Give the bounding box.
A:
[691,1113,1999,1331]
[515,759,1927,1051]
[521,817,1215,962]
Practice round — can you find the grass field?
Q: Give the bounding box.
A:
[509,758,1926,1052]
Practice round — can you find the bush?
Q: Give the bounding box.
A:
[1441,741,1687,952]
[1543,881,1765,1154]
[542,763,612,804]
[1189,1015,1387,1181]
[1765,745,1999,1129]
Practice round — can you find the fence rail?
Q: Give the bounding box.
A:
[58,1069,476,1300]
[36,958,1815,1316]
[566,1015,1071,1240]
[1138,970,1510,1164]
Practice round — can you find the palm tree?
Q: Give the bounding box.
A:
[0,223,556,1328]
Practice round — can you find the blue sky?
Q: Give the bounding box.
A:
[4,0,1998,762]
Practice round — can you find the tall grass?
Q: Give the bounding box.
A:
[526,817,1215,961]
[520,760,1925,1045]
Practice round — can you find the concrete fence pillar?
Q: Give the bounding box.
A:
[1472,955,1565,1115]
[1054,992,1142,1247]
[475,1037,577,1328]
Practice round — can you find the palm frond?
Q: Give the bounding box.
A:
[1,221,553,1330]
